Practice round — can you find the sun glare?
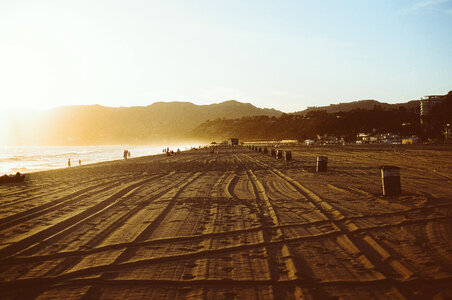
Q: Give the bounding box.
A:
[0,108,37,145]
[0,47,52,111]
[0,110,9,143]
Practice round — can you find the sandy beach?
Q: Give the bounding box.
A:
[0,145,451,299]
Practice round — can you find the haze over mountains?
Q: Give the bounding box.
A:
[3,96,429,146]
[6,100,281,145]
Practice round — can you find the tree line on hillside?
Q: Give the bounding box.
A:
[191,91,452,143]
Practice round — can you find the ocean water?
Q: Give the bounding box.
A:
[0,145,197,174]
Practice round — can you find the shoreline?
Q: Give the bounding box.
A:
[0,144,202,175]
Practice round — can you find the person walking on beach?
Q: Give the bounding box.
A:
[124,150,128,159]
[128,150,131,158]
[68,158,71,167]
[79,159,81,166]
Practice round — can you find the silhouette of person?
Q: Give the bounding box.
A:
[124,150,128,159]
[79,159,81,166]
[128,150,131,158]
[68,158,71,167]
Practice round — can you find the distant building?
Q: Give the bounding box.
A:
[369,136,378,143]
[356,132,409,144]
[420,95,445,125]
[444,124,451,141]
[402,136,419,144]
[356,133,370,143]
[280,139,299,144]
[228,138,239,146]
[242,140,279,145]
[402,139,413,144]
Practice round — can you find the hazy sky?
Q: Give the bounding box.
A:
[0,0,451,113]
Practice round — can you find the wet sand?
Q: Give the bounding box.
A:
[0,145,451,299]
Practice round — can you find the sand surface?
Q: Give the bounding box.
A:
[0,145,451,299]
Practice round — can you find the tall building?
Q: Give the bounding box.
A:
[420,95,444,125]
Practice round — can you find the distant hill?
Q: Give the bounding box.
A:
[190,106,422,142]
[293,99,420,115]
[7,100,282,145]
[190,92,452,142]
[7,94,448,146]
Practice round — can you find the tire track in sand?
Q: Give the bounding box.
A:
[233,154,315,299]
[78,171,204,299]
[0,176,136,231]
[0,177,157,258]
[0,173,130,210]
[246,154,416,283]
[41,172,194,276]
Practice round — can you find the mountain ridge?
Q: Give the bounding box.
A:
[7,100,282,145]
[5,95,436,145]
[292,99,420,115]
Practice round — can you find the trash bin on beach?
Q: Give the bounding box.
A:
[380,166,401,196]
[270,149,276,157]
[284,151,292,161]
[316,156,328,172]
[276,150,283,159]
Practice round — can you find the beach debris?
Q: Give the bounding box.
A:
[0,172,25,183]
[381,166,401,196]
[316,156,328,172]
